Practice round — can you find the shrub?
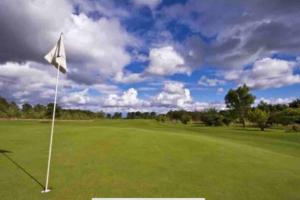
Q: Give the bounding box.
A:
[269,108,300,125]
[286,124,300,132]
[248,109,269,131]
[200,109,223,126]
[180,113,191,124]
[156,115,167,123]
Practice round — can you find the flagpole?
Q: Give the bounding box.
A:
[42,65,60,193]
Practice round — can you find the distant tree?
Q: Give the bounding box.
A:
[0,96,10,117]
[225,84,255,127]
[220,110,235,126]
[156,114,167,123]
[269,108,300,125]
[96,111,105,119]
[289,99,300,108]
[200,109,223,126]
[150,112,156,119]
[180,113,191,124]
[33,104,46,119]
[7,102,20,118]
[257,101,270,112]
[46,103,61,119]
[22,103,33,118]
[190,111,201,122]
[113,112,122,119]
[167,110,185,122]
[22,103,32,113]
[106,113,112,119]
[248,109,269,131]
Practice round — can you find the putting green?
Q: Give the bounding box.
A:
[0,120,300,200]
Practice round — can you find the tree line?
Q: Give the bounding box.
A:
[0,97,159,120]
[158,84,300,131]
[0,98,106,120]
[1,84,300,131]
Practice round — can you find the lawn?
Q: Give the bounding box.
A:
[0,120,300,200]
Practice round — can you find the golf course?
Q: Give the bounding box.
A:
[1,120,300,200]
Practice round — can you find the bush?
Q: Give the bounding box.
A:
[180,113,191,124]
[286,124,300,132]
[156,115,167,123]
[220,110,235,126]
[200,109,223,126]
[269,108,300,125]
[248,109,269,131]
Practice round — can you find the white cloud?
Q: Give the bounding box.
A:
[198,76,225,87]
[61,89,90,105]
[132,0,161,9]
[104,88,148,108]
[0,62,71,104]
[152,81,192,108]
[152,81,226,111]
[73,0,130,18]
[0,0,139,85]
[64,13,138,83]
[225,58,300,89]
[146,46,191,76]
[255,97,295,105]
[114,72,145,83]
[217,87,224,94]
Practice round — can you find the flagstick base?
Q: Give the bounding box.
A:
[41,189,51,193]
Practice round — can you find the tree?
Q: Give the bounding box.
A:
[46,103,61,119]
[257,101,270,112]
[0,96,10,117]
[33,104,46,119]
[200,109,223,126]
[220,110,235,126]
[269,108,300,125]
[106,113,112,119]
[22,103,33,118]
[225,84,255,127]
[7,102,20,118]
[248,109,269,131]
[289,99,300,108]
[156,114,167,123]
[113,112,122,119]
[180,113,191,124]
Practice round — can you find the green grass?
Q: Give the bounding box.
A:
[1,120,300,200]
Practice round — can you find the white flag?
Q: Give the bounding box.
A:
[44,33,67,73]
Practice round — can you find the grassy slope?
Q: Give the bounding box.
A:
[0,120,300,200]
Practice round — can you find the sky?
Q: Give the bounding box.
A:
[0,0,300,113]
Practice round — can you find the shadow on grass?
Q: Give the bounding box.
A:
[0,149,45,189]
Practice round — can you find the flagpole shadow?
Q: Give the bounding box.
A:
[0,149,44,189]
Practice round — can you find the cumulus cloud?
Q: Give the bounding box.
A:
[0,0,138,85]
[255,97,295,105]
[0,62,71,104]
[0,0,297,113]
[146,46,191,76]
[161,0,300,69]
[225,58,300,89]
[104,88,148,108]
[152,81,192,108]
[198,76,225,87]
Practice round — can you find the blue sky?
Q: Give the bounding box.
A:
[0,0,300,112]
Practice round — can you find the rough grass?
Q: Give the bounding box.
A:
[0,120,300,200]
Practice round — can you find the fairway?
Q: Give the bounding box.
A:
[1,120,300,200]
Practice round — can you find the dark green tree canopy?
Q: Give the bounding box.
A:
[225,84,255,127]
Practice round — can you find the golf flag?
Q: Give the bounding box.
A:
[44,33,67,73]
[42,33,67,193]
